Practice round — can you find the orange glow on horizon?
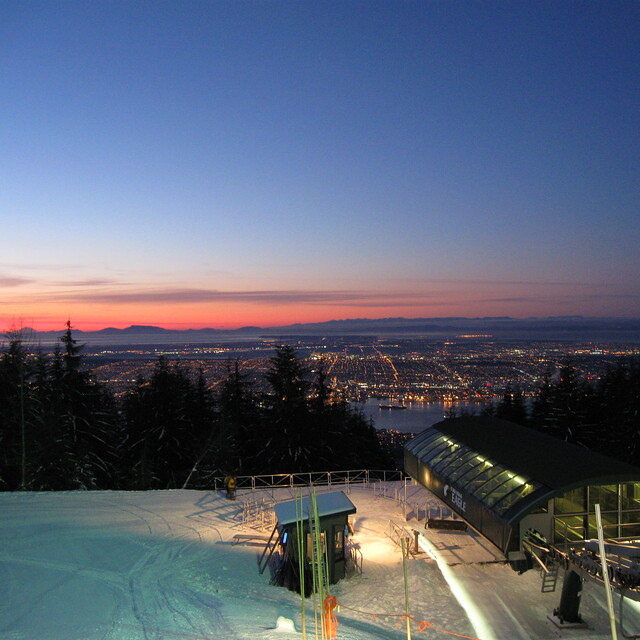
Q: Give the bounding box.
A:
[3,288,631,334]
[1,302,465,333]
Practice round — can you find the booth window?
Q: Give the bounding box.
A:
[334,529,344,554]
[588,511,618,539]
[306,532,326,560]
[554,515,586,544]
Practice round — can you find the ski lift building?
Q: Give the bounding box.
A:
[404,417,640,566]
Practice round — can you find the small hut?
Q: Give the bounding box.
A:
[268,491,356,594]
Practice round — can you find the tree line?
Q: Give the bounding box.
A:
[472,360,640,465]
[2,326,639,491]
[0,327,392,491]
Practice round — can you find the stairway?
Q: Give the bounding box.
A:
[257,523,282,575]
[541,561,560,593]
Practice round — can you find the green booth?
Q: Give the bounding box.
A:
[271,491,356,594]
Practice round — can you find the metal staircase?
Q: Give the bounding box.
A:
[541,560,560,593]
[257,523,282,575]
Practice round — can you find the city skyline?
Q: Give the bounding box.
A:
[2,1,639,332]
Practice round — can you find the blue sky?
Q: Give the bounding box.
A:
[1,1,639,330]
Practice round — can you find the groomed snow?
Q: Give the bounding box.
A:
[1,482,638,639]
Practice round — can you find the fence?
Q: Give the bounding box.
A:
[241,496,277,530]
[372,477,467,526]
[385,519,420,556]
[346,542,363,577]
[211,469,404,493]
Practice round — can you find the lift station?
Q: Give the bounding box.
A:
[405,416,640,628]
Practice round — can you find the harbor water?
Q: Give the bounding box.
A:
[353,398,488,434]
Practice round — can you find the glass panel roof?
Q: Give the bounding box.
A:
[433,443,472,475]
[421,437,455,464]
[447,450,484,482]
[405,428,437,454]
[413,432,445,458]
[428,441,463,470]
[476,469,513,498]
[456,456,497,485]
[492,480,539,514]
[465,463,506,493]
[407,431,439,456]
[408,425,540,516]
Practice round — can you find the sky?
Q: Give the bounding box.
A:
[1,0,639,331]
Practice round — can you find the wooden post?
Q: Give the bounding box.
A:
[401,537,412,640]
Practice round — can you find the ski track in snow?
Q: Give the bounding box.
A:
[0,492,228,640]
[96,496,225,639]
[2,486,638,640]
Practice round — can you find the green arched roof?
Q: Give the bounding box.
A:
[425,416,640,490]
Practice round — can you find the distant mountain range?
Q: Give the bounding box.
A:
[9,316,640,345]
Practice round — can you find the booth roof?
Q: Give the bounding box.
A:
[274,490,357,526]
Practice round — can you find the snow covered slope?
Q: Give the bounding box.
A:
[0,484,636,639]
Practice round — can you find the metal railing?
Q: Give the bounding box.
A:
[241,496,276,530]
[385,519,416,555]
[554,515,640,550]
[346,542,363,577]
[211,469,403,492]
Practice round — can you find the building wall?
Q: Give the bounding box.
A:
[406,448,514,554]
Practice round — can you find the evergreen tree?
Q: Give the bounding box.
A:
[530,371,553,429]
[261,346,314,472]
[181,368,218,488]
[122,357,212,489]
[30,324,120,490]
[531,364,590,444]
[216,360,257,475]
[0,331,33,490]
[495,383,528,425]
[443,404,477,420]
[591,359,640,464]
[529,362,603,454]
[325,401,394,470]
[310,363,330,413]
[121,375,153,489]
[307,362,394,470]
[60,320,83,372]
[479,402,496,418]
